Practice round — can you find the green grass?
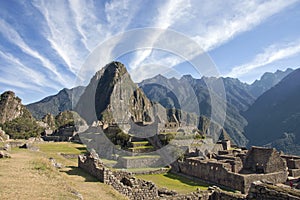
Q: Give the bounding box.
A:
[128,146,153,150]
[37,142,87,155]
[136,172,211,193]
[31,158,53,172]
[159,132,178,135]
[131,141,149,145]
[101,158,118,166]
[122,155,160,160]
[125,167,169,173]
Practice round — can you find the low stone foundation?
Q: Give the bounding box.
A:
[78,153,226,200]
[117,156,162,168]
[78,153,300,200]
[290,169,300,177]
[178,157,288,194]
[248,181,300,200]
[78,153,159,199]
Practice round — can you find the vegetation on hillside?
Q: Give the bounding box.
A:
[0,109,43,139]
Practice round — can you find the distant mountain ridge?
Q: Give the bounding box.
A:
[139,74,251,146]
[244,68,300,154]
[25,65,295,148]
[26,86,85,119]
[248,68,294,98]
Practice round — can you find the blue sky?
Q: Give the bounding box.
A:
[0,0,300,104]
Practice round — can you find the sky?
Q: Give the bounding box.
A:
[0,0,300,104]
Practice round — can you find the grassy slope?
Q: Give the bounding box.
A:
[0,142,216,198]
[0,142,127,200]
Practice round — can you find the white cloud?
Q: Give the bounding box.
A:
[68,0,106,52]
[104,0,141,34]
[127,0,298,81]
[32,0,91,75]
[191,0,298,51]
[128,0,189,69]
[0,18,69,86]
[0,51,44,86]
[227,40,300,78]
[1,0,299,99]
[130,51,184,82]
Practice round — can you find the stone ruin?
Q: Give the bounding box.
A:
[282,154,300,178]
[78,147,300,200]
[175,144,289,194]
[78,152,159,200]
[78,151,242,200]
[42,126,77,142]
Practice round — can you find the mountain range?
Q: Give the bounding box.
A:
[27,86,85,119]
[24,65,298,153]
[244,68,300,155]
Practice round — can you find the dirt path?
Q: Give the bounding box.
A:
[0,148,127,200]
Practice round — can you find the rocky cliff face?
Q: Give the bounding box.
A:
[0,91,31,124]
[76,61,153,125]
[0,91,43,139]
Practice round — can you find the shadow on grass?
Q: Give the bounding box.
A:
[63,166,98,182]
[75,147,87,154]
[164,172,210,187]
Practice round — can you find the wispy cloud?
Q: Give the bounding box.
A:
[227,40,300,78]
[0,0,299,103]
[192,0,298,51]
[128,0,189,69]
[32,0,91,75]
[0,18,69,87]
[128,0,298,80]
[0,50,45,87]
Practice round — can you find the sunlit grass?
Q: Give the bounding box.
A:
[136,172,211,193]
[37,142,87,154]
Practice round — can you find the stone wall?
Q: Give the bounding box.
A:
[282,155,300,177]
[290,169,300,177]
[78,152,295,199]
[178,158,288,193]
[117,156,162,168]
[243,146,287,174]
[287,159,300,169]
[79,153,159,199]
[210,187,246,200]
[78,153,240,200]
[247,181,300,200]
[132,168,169,175]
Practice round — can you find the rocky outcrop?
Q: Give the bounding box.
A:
[0,91,28,124]
[0,91,43,139]
[42,113,56,129]
[76,61,153,125]
[0,127,9,141]
[0,151,11,158]
[198,115,231,142]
